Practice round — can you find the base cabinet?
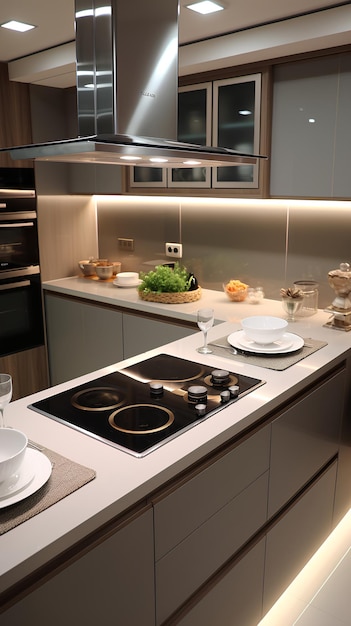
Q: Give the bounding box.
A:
[122,311,196,359]
[1,508,155,626]
[44,292,196,384]
[263,462,337,613]
[268,367,345,517]
[45,293,124,384]
[153,426,270,624]
[172,539,266,626]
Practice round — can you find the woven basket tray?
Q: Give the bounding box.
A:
[139,286,202,304]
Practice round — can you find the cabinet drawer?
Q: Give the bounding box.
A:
[174,538,266,626]
[156,472,269,624]
[264,461,337,613]
[154,425,270,561]
[268,368,344,517]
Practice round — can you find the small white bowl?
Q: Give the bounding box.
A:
[241,315,288,345]
[0,428,28,483]
[115,272,139,286]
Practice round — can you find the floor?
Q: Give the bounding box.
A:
[257,507,351,625]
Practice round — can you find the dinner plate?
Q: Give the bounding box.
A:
[237,332,293,353]
[0,463,34,500]
[113,279,142,288]
[0,448,52,509]
[228,331,304,355]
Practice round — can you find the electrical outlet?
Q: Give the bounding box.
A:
[165,242,183,258]
[118,237,134,251]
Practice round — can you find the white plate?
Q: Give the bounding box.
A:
[0,463,34,500]
[0,448,52,509]
[237,332,293,353]
[113,279,142,288]
[228,331,304,355]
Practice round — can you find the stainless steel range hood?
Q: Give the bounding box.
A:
[7,0,266,168]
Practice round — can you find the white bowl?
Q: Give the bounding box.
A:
[0,428,28,483]
[115,272,139,286]
[241,315,288,345]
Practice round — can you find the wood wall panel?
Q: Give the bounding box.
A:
[0,346,49,401]
[0,62,33,168]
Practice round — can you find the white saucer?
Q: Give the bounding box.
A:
[228,331,304,355]
[0,448,52,509]
[113,279,142,288]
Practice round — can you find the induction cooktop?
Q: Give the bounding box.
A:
[29,354,265,457]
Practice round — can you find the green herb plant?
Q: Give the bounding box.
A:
[138,263,192,294]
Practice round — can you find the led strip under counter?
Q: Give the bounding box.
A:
[258,507,351,625]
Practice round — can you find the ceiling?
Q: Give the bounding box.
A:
[0,0,350,87]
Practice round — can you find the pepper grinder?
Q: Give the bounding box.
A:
[325,262,351,331]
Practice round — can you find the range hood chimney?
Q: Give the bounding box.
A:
[6,0,266,168]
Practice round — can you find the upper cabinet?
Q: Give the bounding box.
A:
[0,62,33,169]
[128,69,270,197]
[270,52,351,199]
[212,74,261,189]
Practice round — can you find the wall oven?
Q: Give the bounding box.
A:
[0,171,44,357]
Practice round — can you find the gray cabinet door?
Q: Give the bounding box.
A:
[45,293,123,384]
[1,508,155,626]
[268,367,345,517]
[264,462,337,614]
[175,538,266,626]
[270,53,351,198]
[122,311,195,359]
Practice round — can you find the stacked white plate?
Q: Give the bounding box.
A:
[227,331,304,355]
[113,277,142,288]
[0,448,52,508]
[113,272,142,288]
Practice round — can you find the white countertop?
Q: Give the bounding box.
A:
[1,277,351,596]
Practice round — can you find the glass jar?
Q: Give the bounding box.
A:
[293,280,319,316]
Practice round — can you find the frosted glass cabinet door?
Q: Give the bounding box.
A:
[129,165,167,188]
[333,53,351,197]
[270,56,340,197]
[212,74,261,188]
[169,83,212,188]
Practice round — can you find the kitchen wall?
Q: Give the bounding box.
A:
[96,195,351,309]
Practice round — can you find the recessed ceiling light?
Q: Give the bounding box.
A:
[1,20,36,32]
[186,1,224,15]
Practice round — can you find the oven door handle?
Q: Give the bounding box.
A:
[0,222,35,228]
[0,280,31,291]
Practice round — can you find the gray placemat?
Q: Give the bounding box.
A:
[208,335,328,371]
[0,445,96,535]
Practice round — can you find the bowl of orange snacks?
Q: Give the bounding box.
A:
[223,279,248,302]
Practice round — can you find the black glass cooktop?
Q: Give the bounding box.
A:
[29,354,264,457]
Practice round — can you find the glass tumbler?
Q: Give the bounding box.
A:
[293,280,319,316]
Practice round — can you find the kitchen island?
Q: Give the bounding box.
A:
[1,285,351,625]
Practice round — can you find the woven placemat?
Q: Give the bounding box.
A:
[208,336,327,371]
[0,445,96,535]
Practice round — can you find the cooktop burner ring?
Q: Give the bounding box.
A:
[109,403,174,435]
[71,386,126,411]
[123,358,206,385]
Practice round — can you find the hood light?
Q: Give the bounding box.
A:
[150,157,169,163]
[120,155,142,161]
[183,160,202,165]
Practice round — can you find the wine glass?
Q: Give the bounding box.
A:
[196,308,214,354]
[281,297,303,322]
[0,374,12,428]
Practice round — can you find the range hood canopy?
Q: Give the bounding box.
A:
[6,0,267,168]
